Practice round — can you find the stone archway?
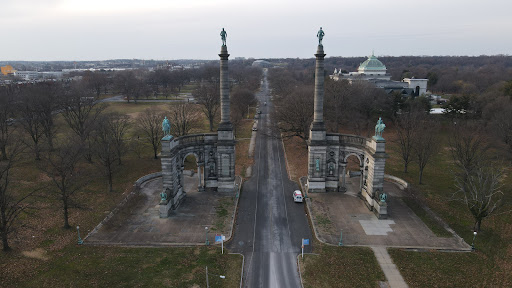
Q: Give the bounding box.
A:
[158,43,236,218]
[182,152,205,193]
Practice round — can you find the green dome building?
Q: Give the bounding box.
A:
[357,52,387,75]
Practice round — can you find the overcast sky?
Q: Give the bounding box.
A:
[1,0,511,61]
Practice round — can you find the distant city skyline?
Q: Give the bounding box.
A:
[1,0,511,61]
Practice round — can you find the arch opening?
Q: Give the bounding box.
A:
[182,153,204,193]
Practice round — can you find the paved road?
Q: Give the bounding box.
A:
[99,94,195,103]
[228,70,312,288]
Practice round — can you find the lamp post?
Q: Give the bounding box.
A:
[338,229,343,246]
[205,226,210,246]
[471,230,477,250]
[206,266,225,288]
[77,226,83,245]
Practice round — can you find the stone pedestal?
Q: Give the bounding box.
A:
[374,201,388,219]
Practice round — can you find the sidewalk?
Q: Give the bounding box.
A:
[372,246,408,288]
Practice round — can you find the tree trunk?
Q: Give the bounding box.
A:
[208,117,214,132]
[34,143,40,161]
[47,136,54,151]
[1,211,10,251]
[1,232,9,251]
[108,169,113,193]
[474,219,482,232]
[1,145,7,160]
[404,163,408,173]
[419,168,424,184]
[63,199,70,229]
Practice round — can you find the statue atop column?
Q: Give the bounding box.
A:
[162,116,171,137]
[220,28,227,46]
[317,27,325,46]
[374,117,386,139]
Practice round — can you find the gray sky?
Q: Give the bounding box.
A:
[1,0,511,61]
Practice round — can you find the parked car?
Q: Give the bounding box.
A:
[252,127,257,131]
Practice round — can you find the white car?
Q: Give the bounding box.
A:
[293,190,303,203]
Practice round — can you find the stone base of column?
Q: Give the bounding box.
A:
[307,179,326,193]
[373,201,388,219]
[325,180,339,192]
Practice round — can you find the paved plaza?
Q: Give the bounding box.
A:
[307,176,470,250]
[85,175,237,246]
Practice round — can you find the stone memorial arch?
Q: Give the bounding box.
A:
[307,30,389,218]
[159,35,235,217]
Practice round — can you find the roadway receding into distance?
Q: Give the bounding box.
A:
[227,70,312,288]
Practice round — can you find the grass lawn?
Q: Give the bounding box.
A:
[384,123,512,287]
[388,248,500,287]
[20,246,242,288]
[300,246,385,288]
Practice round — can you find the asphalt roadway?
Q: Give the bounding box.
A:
[227,70,312,288]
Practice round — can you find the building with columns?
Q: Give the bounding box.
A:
[331,52,428,96]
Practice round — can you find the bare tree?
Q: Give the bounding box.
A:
[92,114,126,192]
[273,85,314,142]
[484,97,512,152]
[392,110,423,173]
[137,107,164,159]
[325,78,350,132]
[0,140,33,251]
[39,137,86,229]
[61,82,106,161]
[62,82,105,140]
[114,70,149,103]
[36,82,62,150]
[231,88,257,119]
[83,71,109,99]
[194,82,219,132]
[454,165,506,232]
[0,85,17,160]
[17,86,46,160]
[412,117,439,184]
[448,121,490,175]
[108,113,130,165]
[168,104,200,137]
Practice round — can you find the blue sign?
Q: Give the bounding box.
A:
[303,239,310,245]
[215,235,225,243]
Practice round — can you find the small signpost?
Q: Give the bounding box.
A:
[215,234,226,254]
[301,238,310,258]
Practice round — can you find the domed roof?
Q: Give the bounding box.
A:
[358,52,386,71]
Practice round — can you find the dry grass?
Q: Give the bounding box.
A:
[282,135,308,182]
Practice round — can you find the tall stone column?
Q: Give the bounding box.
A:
[307,44,328,193]
[219,45,232,130]
[311,45,326,132]
[217,44,235,194]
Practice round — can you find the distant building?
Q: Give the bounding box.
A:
[14,71,40,80]
[1,65,16,75]
[252,60,272,68]
[331,52,428,96]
